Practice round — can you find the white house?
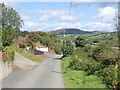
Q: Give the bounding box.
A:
[36,47,48,52]
[35,42,48,52]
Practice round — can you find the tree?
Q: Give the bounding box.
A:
[75,36,85,47]
[1,3,23,29]
[2,26,15,46]
[62,39,74,57]
[1,3,23,47]
[20,31,29,37]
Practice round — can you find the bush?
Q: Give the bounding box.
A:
[93,39,99,43]
[3,46,15,63]
[84,45,94,57]
[62,39,74,57]
[93,43,119,65]
[54,46,62,55]
[19,43,26,49]
[2,26,15,47]
[0,46,4,51]
[96,65,119,88]
[62,56,107,88]
[75,36,86,47]
[69,55,103,75]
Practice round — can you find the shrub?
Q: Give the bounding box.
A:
[69,54,103,75]
[54,46,62,55]
[0,46,4,51]
[96,65,119,88]
[19,43,26,49]
[93,43,119,65]
[93,39,99,43]
[84,45,94,57]
[62,39,74,57]
[75,36,86,47]
[3,46,15,63]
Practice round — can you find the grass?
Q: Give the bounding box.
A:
[6,46,42,62]
[62,57,107,88]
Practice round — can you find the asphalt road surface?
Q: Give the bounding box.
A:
[2,53,64,88]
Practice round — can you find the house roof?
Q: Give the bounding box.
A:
[35,42,47,48]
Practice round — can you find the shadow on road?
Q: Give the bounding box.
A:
[53,57,62,60]
[51,70,62,74]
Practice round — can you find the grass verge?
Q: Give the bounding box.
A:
[6,46,42,62]
[62,57,107,88]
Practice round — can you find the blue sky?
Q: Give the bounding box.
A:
[5,2,118,32]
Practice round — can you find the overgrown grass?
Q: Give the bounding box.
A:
[6,46,42,62]
[62,57,107,88]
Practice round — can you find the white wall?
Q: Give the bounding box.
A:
[0,61,12,80]
[36,47,48,52]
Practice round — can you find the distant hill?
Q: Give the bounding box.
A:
[48,28,93,35]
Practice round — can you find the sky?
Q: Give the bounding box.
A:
[4,1,118,32]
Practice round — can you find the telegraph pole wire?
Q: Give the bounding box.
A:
[63,1,73,37]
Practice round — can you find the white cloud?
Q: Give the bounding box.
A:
[82,22,115,32]
[21,21,82,32]
[50,10,68,17]
[39,15,50,22]
[20,14,31,20]
[23,10,68,17]
[21,9,83,23]
[22,21,47,31]
[20,9,83,31]
[21,10,69,22]
[60,15,79,22]
[83,6,117,32]
[19,3,117,32]
[4,2,20,9]
[97,6,117,23]
[53,22,81,30]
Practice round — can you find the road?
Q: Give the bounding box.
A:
[2,53,64,88]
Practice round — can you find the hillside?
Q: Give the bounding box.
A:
[48,28,93,35]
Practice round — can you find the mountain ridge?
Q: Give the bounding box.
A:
[48,28,94,35]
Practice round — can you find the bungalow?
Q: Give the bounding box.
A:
[35,42,48,53]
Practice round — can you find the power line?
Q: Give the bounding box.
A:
[63,1,73,37]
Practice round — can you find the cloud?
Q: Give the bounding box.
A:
[21,9,83,23]
[19,3,117,32]
[60,15,79,22]
[4,2,21,9]
[81,22,115,32]
[20,9,83,31]
[20,14,31,20]
[39,15,50,22]
[21,10,69,22]
[83,6,117,32]
[22,10,68,17]
[21,21,82,32]
[21,21,48,31]
[21,6,117,32]
[97,6,117,23]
